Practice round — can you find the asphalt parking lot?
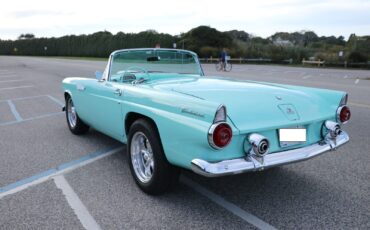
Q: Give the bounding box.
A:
[0,56,369,230]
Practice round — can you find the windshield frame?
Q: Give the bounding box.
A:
[105,48,204,82]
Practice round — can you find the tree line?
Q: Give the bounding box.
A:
[0,26,369,66]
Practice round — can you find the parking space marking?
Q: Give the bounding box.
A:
[349,102,370,109]
[47,95,64,107]
[0,112,63,126]
[7,100,23,122]
[0,79,23,83]
[0,94,49,102]
[0,146,123,199]
[0,85,34,91]
[0,74,17,78]
[355,79,360,84]
[181,176,277,230]
[54,175,102,230]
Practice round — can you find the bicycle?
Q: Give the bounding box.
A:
[215,60,232,72]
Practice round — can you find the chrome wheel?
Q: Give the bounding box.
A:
[67,98,77,128]
[130,132,154,183]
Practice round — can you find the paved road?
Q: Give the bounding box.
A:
[0,56,369,229]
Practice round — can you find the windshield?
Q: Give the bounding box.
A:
[109,49,203,79]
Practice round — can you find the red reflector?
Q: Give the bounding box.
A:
[339,106,351,123]
[213,123,232,148]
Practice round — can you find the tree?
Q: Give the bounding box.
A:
[226,30,250,42]
[18,33,35,39]
[180,26,233,54]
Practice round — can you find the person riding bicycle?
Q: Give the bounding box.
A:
[220,48,227,71]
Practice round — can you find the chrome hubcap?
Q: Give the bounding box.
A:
[130,132,154,183]
[67,98,77,128]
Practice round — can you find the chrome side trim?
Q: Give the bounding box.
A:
[191,131,349,177]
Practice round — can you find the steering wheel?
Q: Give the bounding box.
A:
[125,66,150,79]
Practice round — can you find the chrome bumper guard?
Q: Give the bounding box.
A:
[191,131,349,177]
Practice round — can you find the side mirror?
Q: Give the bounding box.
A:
[95,71,103,80]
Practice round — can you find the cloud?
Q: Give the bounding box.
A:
[11,10,73,18]
[0,0,369,40]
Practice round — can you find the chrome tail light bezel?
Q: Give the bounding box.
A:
[208,122,233,149]
[336,105,351,124]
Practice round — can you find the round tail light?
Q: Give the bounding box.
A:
[337,105,351,124]
[208,123,232,149]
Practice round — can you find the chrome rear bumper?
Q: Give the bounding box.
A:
[191,131,349,177]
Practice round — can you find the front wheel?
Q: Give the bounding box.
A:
[65,96,89,135]
[128,119,180,195]
[225,62,232,72]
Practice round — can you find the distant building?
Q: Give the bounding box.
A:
[273,37,293,46]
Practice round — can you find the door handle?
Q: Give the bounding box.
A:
[114,88,122,96]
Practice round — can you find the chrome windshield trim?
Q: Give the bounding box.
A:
[108,48,203,79]
[191,131,349,177]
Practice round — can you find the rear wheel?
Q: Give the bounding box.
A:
[128,119,180,195]
[65,96,89,135]
[215,62,222,71]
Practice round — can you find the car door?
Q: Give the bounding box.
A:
[84,80,125,141]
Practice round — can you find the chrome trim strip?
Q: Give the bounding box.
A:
[192,131,349,177]
[213,104,227,123]
[340,93,348,106]
[108,48,203,80]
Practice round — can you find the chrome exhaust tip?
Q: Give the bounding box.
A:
[248,133,270,157]
[325,121,342,138]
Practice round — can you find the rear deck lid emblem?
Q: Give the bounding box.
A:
[278,104,300,121]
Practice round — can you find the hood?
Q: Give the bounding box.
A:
[151,76,341,132]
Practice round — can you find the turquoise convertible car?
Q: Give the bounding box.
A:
[62,48,350,194]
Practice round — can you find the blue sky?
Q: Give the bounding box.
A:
[1,0,369,40]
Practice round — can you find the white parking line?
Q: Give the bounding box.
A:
[0,74,17,78]
[0,112,63,127]
[47,95,64,107]
[0,79,23,83]
[181,176,276,230]
[355,79,360,84]
[349,102,370,109]
[7,100,23,122]
[302,75,311,79]
[0,147,123,199]
[54,175,102,230]
[0,94,48,102]
[0,85,34,91]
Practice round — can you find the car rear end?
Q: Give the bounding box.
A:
[191,93,351,177]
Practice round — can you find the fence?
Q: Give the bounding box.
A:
[199,57,292,64]
[199,57,370,69]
